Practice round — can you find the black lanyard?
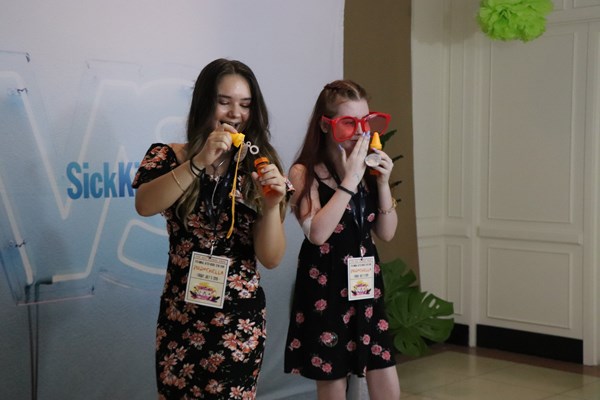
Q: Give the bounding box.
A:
[201,160,234,255]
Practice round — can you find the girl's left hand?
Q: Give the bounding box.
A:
[251,163,286,208]
[371,149,394,185]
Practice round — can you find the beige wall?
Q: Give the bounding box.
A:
[344,0,420,278]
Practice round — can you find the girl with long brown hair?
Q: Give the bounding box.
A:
[133,58,289,399]
[284,80,401,399]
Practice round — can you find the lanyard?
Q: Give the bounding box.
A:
[200,145,246,255]
[201,161,234,256]
[351,184,368,257]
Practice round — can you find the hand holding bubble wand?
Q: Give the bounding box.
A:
[365,131,383,175]
[225,131,274,237]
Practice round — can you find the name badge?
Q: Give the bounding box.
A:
[347,256,375,301]
[184,252,230,309]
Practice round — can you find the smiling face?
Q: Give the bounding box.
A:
[213,74,252,132]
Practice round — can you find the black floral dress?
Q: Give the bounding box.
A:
[133,144,266,400]
[284,179,396,380]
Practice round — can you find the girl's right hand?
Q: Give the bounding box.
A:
[340,132,370,189]
[191,123,236,166]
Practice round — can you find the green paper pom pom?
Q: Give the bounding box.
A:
[478,0,553,42]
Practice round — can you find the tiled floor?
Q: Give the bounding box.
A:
[396,345,600,400]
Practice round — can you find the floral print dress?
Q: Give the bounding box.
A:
[284,178,396,380]
[133,144,267,400]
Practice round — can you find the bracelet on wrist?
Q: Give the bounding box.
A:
[378,197,398,214]
[189,158,205,178]
[170,169,185,192]
[337,185,355,197]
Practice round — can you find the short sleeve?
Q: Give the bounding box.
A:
[132,143,178,189]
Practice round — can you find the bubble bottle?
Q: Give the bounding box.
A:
[365,131,382,175]
[254,157,274,194]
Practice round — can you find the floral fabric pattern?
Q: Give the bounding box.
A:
[133,143,266,399]
[284,179,396,380]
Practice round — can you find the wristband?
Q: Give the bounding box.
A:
[190,158,205,177]
[337,185,355,197]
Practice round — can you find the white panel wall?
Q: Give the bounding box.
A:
[412,0,478,337]
[413,0,600,364]
[478,21,587,340]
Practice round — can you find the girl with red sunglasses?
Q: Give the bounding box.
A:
[284,80,400,399]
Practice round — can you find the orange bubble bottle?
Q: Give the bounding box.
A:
[254,157,274,194]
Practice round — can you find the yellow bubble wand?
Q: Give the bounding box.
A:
[225,132,245,239]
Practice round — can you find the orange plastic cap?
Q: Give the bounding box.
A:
[254,157,269,168]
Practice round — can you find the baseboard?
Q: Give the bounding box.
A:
[476,324,583,364]
[442,323,583,364]
[445,323,469,346]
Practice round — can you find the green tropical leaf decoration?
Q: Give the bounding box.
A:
[381,258,455,357]
[380,129,396,149]
[383,259,416,303]
[391,155,404,163]
[394,326,429,357]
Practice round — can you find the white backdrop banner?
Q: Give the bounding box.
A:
[0,1,344,399]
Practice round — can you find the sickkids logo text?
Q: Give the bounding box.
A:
[66,161,140,199]
[0,54,191,302]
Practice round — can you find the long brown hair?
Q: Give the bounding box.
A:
[292,79,374,219]
[177,58,285,223]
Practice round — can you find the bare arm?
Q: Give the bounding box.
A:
[252,162,287,268]
[290,164,351,246]
[135,125,236,217]
[291,133,371,245]
[372,181,397,241]
[369,148,398,241]
[135,159,199,216]
[253,203,285,269]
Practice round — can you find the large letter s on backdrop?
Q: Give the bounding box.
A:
[0,51,196,304]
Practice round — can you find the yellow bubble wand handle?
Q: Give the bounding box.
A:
[230,132,245,148]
